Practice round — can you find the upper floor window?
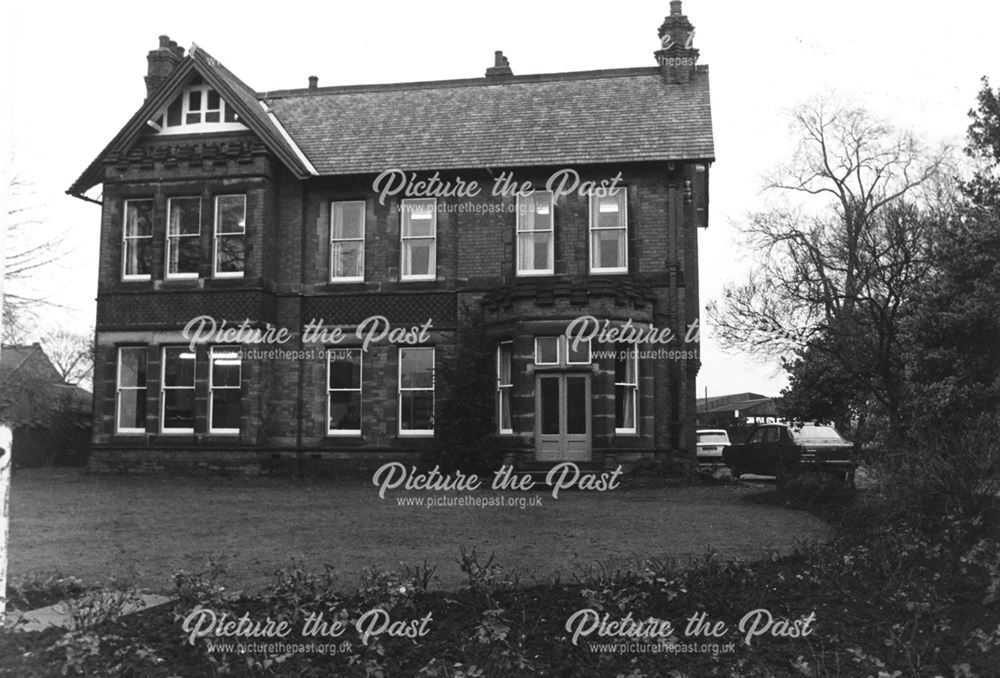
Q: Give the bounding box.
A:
[123,200,153,281]
[116,347,147,433]
[167,197,201,279]
[401,199,436,281]
[331,201,365,282]
[149,83,246,135]
[214,195,246,277]
[517,191,554,276]
[590,189,628,273]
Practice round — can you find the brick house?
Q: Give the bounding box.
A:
[68,2,714,475]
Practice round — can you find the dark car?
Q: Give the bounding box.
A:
[722,423,856,486]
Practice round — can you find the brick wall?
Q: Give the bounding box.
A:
[91,143,704,473]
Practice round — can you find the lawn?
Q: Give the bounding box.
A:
[8,468,831,593]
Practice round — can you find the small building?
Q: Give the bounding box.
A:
[0,344,92,467]
[68,3,714,475]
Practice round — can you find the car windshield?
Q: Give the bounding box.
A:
[791,425,846,442]
[698,432,729,443]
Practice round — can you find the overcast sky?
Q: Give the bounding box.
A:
[3,0,998,398]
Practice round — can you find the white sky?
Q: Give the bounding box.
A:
[4,0,998,398]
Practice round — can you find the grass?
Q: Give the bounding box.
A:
[7,468,831,594]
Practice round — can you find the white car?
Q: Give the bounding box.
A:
[697,429,731,464]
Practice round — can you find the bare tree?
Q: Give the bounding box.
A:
[40,328,94,390]
[709,97,950,357]
[3,173,74,343]
[708,97,954,439]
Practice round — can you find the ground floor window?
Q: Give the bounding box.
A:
[497,342,513,434]
[328,349,362,435]
[614,345,639,433]
[399,347,434,435]
[209,347,242,433]
[161,347,196,432]
[116,347,147,433]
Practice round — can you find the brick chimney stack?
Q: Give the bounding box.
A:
[485,51,513,78]
[654,1,699,84]
[145,35,185,100]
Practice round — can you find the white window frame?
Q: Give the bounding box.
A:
[516,191,554,276]
[534,336,591,367]
[153,85,246,135]
[330,201,366,283]
[534,337,560,366]
[122,199,154,282]
[208,346,241,435]
[166,196,201,280]
[589,188,629,274]
[327,348,363,436]
[566,338,592,365]
[160,346,196,434]
[614,346,639,434]
[497,341,513,434]
[400,198,437,281]
[398,347,435,436]
[213,194,246,278]
[115,347,147,434]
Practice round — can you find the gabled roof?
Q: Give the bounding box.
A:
[0,344,61,382]
[67,46,315,197]
[262,66,714,175]
[69,45,714,196]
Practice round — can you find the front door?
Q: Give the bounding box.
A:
[535,373,591,462]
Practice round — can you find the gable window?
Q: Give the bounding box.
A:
[150,83,245,134]
[614,345,639,433]
[401,199,436,280]
[116,347,147,433]
[399,347,434,435]
[209,347,241,434]
[161,347,196,433]
[590,189,628,273]
[517,191,554,275]
[328,349,362,435]
[331,201,365,282]
[214,195,246,277]
[167,197,201,278]
[122,200,154,280]
[497,342,513,434]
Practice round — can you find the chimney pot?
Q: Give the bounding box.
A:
[145,34,184,100]
[485,50,513,77]
[308,75,318,89]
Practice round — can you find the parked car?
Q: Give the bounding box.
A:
[696,429,731,464]
[722,422,856,485]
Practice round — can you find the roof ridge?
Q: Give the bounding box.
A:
[260,66,670,99]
